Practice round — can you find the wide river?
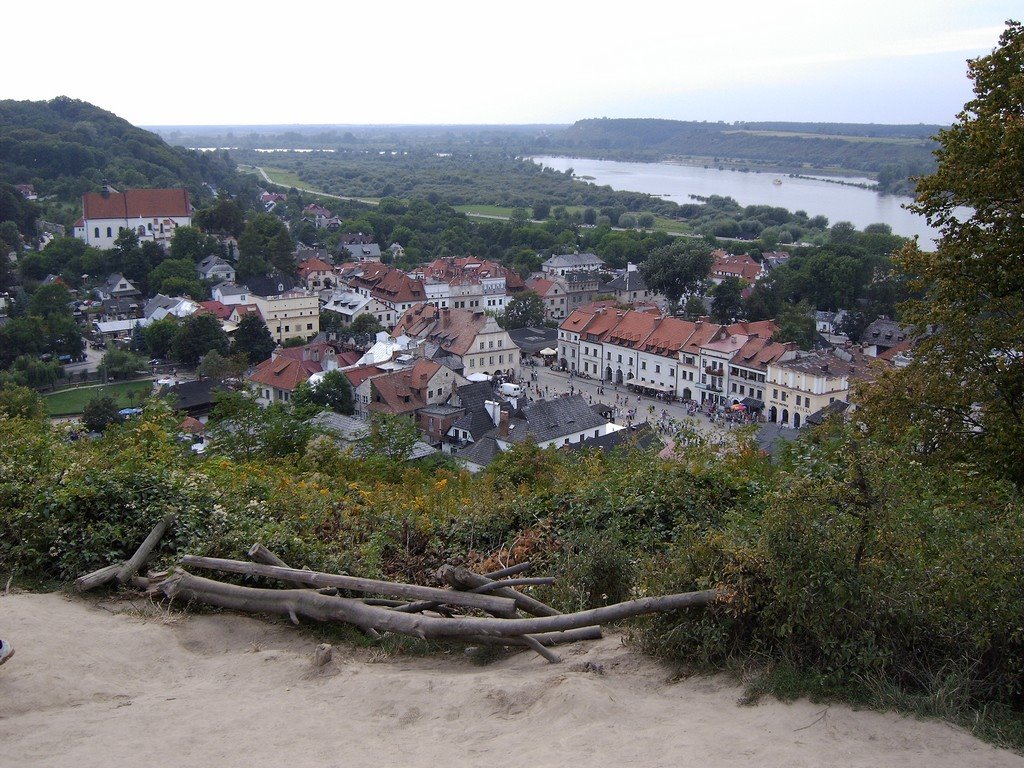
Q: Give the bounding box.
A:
[532,155,939,246]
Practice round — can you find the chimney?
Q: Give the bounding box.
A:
[485,400,501,427]
[626,262,637,273]
[499,410,510,438]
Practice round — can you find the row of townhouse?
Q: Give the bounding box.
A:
[560,307,795,407]
[561,306,882,424]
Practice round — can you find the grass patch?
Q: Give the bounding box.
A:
[44,380,154,416]
[455,204,517,218]
[260,166,321,191]
[724,129,926,145]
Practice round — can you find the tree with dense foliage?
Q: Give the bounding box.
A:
[0,383,45,420]
[231,313,276,364]
[349,313,386,337]
[858,21,1024,487]
[196,350,248,381]
[27,282,74,319]
[710,277,744,323]
[682,295,707,320]
[292,370,355,418]
[99,349,146,380]
[206,389,314,460]
[141,317,178,360]
[237,213,294,280]
[771,301,817,350]
[640,240,713,312]
[501,290,545,329]
[170,313,230,367]
[360,412,420,463]
[170,226,221,262]
[82,395,121,433]
[194,194,245,238]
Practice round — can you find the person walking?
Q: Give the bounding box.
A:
[0,639,13,666]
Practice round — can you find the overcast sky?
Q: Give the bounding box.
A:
[7,1,1018,126]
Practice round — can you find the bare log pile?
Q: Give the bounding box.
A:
[75,530,721,664]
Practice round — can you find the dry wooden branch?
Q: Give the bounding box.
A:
[440,565,562,618]
[470,577,554,594]
[75,515,175,592]
[179,555,518,617]
[247,543,289,568]
[520,635,561,663]
[483,562,532,579]
[151,570,719,641]
[460,626,603,648]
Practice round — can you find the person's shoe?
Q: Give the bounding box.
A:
[0,639,14,666]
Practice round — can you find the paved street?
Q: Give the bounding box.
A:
[513,360,749,443]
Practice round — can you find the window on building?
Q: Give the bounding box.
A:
[773,388,778,399]
[307,323,313,330]
[499,354,503,364]
[617,354,622,363]
[641,361,646,370]
[781,392,788,402]
[106,227,112,237]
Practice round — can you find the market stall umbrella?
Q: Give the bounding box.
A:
[539,348,557,356]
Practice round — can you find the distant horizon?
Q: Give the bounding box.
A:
[141,118,951,131]
[6,1,1017,127]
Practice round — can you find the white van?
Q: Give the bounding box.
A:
[499,382,524,398]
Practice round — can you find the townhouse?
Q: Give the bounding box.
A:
[393,304,520,375]
[765,347,877,428]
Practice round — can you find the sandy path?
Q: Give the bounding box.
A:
[1,592,1021,768]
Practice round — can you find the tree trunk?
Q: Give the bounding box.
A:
[440,565,562,618]
[179,556,517,617]
[247,543,289,568]
[152,571,719,640]
[75,515,175,592]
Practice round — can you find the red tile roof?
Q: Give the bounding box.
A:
[298,257,334,278]
[82,188,191,220]
[199,300,233,320]
[605,311,659,349]
[394,304,489,357]
[367,359,443,415]
[712,251,763,283]
[343,364,387,389]
[247,355,321,392]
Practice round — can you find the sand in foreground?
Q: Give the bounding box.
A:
[1,592,1021,768]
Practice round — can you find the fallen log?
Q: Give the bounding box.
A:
[151,570,720,641]
[483,562,533,579]
[247,543,289,568]
[75,515,175,592]
[440,565,562,618]
[460,626,603,647]
[179,555,517,617]
[470,577,554,594]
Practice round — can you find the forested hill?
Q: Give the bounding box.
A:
[546,118,942,193]
[0,97,249,216]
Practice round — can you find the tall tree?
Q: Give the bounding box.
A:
[170,313,230,367]
[502,290,545,329]
[710,277,744,323]
[859,22,1024,486]
[292,370,354,417]
[639,240,713,312]
[238,213,294,280]
[232,313,276,364]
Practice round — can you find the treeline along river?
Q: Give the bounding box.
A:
[532,156,941,244]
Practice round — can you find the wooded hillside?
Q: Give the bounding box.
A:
[0,97,251,217]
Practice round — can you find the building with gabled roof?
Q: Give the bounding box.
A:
[394,304,519,375]
[367,359,465,417]
[197,255,236,283]
[766,347,881,428]
[710,250,764,284]
[542,252,604,277]
[74,187,191,250]
[454,394,623,471]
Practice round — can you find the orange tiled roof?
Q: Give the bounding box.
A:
[247,355,320,392]
[83,188,191,220]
